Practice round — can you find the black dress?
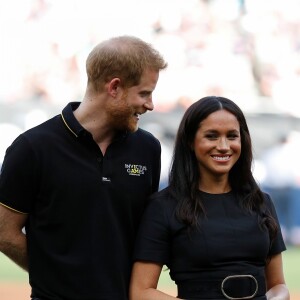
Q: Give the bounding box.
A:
[133,188,286,300]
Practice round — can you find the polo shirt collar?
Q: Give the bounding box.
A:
[61,102,88,138]
[61,102,128,141]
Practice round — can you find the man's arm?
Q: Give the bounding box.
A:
[0,203,28,271]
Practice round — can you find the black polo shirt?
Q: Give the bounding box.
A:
[0,102,161,300]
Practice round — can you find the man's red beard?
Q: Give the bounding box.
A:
[106,94,138,132]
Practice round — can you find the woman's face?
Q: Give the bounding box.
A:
[192,109,241,179]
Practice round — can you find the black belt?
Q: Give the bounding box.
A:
[177,274,266,299]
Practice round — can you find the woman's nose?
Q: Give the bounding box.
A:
[217,137,229,150]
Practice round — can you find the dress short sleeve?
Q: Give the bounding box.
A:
[133,191,172,265]
[264,193,286,256]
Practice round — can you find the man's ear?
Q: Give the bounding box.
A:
[107,78,121,97]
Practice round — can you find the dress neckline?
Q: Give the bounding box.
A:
[198,190,233,196]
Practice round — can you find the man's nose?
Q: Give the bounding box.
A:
[144,98,154,111]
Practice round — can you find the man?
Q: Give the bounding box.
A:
[0,35,167,300]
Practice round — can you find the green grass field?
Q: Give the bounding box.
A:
[0,253,27,282]
[0,246,299,291]
[281,246,300,291]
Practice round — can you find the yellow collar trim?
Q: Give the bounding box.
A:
[61,113,78,137]
[0,202,28,214]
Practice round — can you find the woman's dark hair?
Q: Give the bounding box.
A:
[168,96,277,242]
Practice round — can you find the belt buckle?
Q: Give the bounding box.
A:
[221,275,258,300]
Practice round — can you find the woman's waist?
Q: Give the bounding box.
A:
[177,270,266,300]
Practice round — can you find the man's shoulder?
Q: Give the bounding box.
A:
[128,128,161,148]
[14,115,63,151]
[22,115,61,138]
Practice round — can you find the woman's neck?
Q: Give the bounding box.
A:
[199,176,231,194]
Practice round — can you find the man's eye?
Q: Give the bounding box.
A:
[140,92,150,97]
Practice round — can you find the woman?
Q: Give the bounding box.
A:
[130,96,289,300]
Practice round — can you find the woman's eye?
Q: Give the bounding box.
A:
[228,134,239,140]
[206,134,218,140]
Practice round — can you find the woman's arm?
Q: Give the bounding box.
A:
[265,253,290,300]
[0,204,28,271]
[129,261,183,300]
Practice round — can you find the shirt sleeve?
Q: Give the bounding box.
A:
[133,194,171,265]
[0,134,37,213]
[264,193,287,256]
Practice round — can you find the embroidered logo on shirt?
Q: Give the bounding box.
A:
[102,177,111,182]
[125,164,147,176]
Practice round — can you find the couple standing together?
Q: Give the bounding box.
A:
[0,36,289,300]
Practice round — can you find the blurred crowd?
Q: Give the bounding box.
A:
[1,0,300,245]
[258,131,300,246]
[1,0,300,115]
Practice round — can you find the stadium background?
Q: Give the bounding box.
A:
[0,0,300,298]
